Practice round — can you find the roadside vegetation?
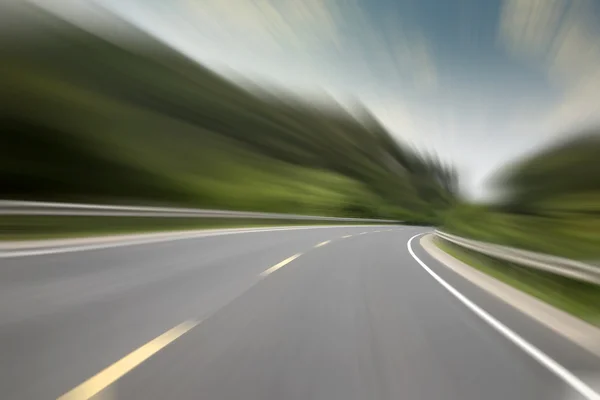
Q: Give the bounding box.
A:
[1,7,456,228]
[443,134,600,261]
[435,238,600,326]
[437,133,600,323]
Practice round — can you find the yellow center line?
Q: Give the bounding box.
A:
[342,235,352,238]
[314,240,331,248]
[260,253,302,277]
[57,320,199,400]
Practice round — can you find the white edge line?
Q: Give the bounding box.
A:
[407,233,600,400]
[0,225,386,258]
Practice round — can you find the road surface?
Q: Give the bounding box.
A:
[1,225,599,399]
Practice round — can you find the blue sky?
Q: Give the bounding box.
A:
[37,0,600,198]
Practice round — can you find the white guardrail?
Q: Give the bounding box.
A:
[0,200,398,223]
[435,230,600,285]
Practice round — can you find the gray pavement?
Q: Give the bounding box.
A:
[0,225,598,399]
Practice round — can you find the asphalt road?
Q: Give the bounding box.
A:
[1,225,599,400]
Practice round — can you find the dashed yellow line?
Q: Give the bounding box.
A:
[58,230,370,399]
[260,253,302,277]
[58,234,353,399]
[58,320,198,400]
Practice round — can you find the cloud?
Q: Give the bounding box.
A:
[498,0,568,60]
[407,34,438,90]
[185,0,439,93]
[186,0,343,52]
[498,0,600,134]
[380,13,438,91]
[547,2,600,83]
[545,5,600,132]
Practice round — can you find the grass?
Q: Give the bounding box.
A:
[0,215,390,241]
[435,237,600,327]
[443,207,600,261]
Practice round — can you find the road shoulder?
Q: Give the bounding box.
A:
[420,233,600,357]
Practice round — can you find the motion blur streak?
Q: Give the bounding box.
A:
[1,0,600,399]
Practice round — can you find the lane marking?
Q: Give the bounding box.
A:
[260,254,302,277]
[359,232,367,235]
[314,240,331,248]
[57,320,199,400]
[342,235,352,239]
[407,234,600,400]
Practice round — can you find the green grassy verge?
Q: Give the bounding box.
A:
[434,238,600,326]
[443,206,600,260]
[0,216,389,241]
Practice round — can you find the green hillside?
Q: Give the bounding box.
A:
[1,8,456,221]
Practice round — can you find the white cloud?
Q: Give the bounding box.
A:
[186,0,343,52]
[498,0,600,135]
[184,0,439,93]
[409,35,438,90]
[498,0,567,60]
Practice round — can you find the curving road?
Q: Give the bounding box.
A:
[1,225,599,400]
